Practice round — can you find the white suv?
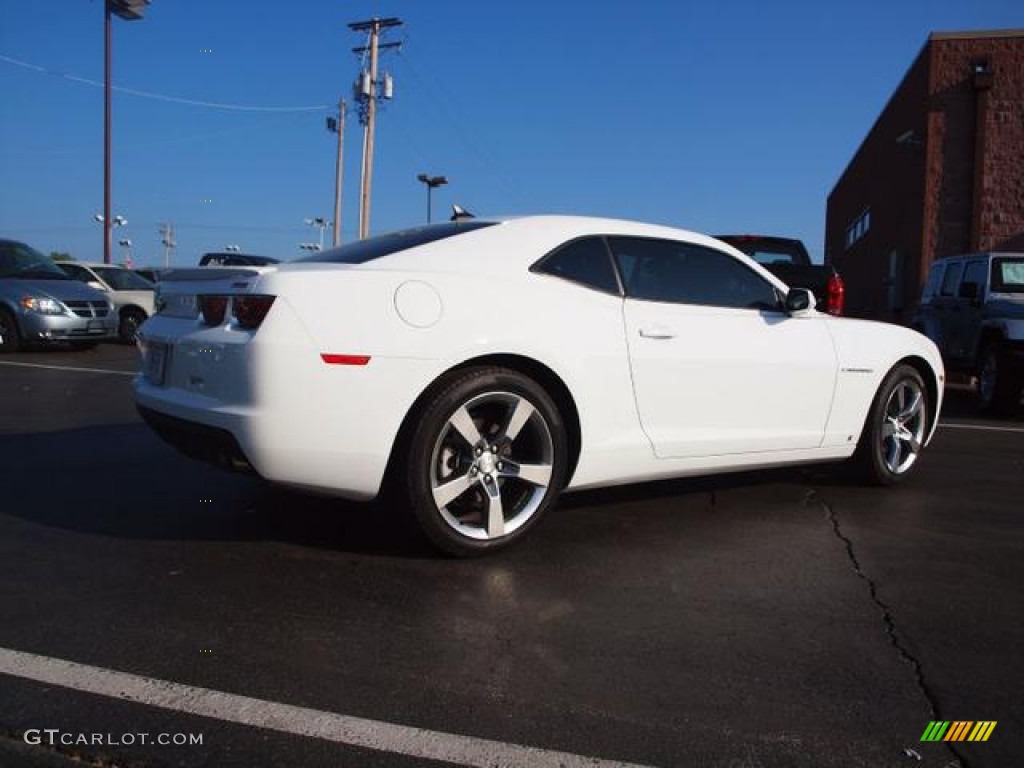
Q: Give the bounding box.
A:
[58,262,156,344]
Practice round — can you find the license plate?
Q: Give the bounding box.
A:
[144,341,169,385]
[87,319,104,331]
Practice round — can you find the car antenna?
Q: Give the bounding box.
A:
[450,204,475,222]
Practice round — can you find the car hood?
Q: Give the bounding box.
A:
[986,295,1024,318]
[1,277,110,303]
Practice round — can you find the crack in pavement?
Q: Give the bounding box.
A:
[807,489,968,768]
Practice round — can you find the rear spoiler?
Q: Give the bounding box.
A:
[156,267,268,282]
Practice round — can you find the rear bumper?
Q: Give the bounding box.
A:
[137,405,256,474]
[134,304,443,501]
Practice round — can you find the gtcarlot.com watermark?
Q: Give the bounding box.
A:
[24,729,203,747]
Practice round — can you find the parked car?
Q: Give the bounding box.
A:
[136,216,944,556]
[0,239,116,352]
[911,251,1024,413]
[715,234,845,315]
[199,252,279,267]
[57,262,155,344]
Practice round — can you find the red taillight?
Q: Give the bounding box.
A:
[233,295,276,329]
[198,295,228,325]
[826,273,845,316]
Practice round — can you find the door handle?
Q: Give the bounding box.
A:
[639,326,676,340]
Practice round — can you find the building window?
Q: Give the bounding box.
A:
[845,209,871,249]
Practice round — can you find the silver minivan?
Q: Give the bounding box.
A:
[0,239,117,352]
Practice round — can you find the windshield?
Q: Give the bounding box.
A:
[992,257,1024,293]
[0,241,71,280]
[296,221,496,265]
[92,266,154,290]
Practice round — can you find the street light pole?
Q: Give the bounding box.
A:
[104,2,112,264]
[103,0,149,264]
[416,174,448,223]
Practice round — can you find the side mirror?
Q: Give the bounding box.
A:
[957,281,979,301]
[87,280,107,292]
[785,287,816,314]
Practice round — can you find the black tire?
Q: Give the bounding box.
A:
[852,364,929,486]
[403,366,569,557]
[119,308,147,345]
[977,343,1021,416]
[0,308,22,353]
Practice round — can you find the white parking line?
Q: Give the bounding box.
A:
[938,421,1024,434]
[0,360,135,377]
[0,647,653,768]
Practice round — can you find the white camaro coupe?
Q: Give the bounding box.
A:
[135,215,944,556]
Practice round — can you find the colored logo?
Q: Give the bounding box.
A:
[921,721,996,742]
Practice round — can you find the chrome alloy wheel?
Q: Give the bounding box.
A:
[880,378,926,475]
[429,391,554,541]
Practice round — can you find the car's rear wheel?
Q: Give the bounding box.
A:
[404,367,569,557]
[119,308,146,345]
[852,364,928,485]
[0,309,22,353]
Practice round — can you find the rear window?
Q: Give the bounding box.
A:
[715,236,809,266]
[920,262,944,299]
[297,221,497,265]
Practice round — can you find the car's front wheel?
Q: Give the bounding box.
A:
[404,367,569,557]
[853,364,929,485]
[0,309,22,353]
[119,308,147,345]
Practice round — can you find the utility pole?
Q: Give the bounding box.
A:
[326,99,345,247]
[159,222,176,267]
[350,16,402,239]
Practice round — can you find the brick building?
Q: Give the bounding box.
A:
[825,30,1024,321]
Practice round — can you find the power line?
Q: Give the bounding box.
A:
[0,53,331,112]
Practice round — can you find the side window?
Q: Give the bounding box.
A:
[961,260,986,295]
[609,237,779,310]
[939,262,964,297]
[532,237,619,295]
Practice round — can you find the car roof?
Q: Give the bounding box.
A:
[284,214,764,280]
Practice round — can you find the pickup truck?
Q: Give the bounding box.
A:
[911,251,1024,414]
[716,234,845,316]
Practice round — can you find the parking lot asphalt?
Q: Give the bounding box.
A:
[0,344,1021,768]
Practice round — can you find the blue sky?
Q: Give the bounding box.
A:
[0,0,1019,267]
